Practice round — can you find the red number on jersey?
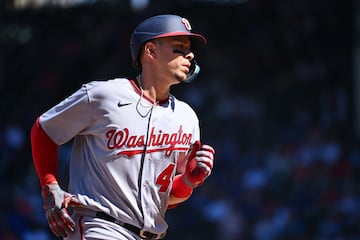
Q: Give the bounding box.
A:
[156,164,176,192]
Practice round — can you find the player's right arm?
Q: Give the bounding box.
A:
[30,84,94,238]
[31,117,82,238]
[30,117,59,186]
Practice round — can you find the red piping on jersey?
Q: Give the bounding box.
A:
[129,79,170,105]
[30,117,59,187]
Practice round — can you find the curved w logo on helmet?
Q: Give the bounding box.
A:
[181,18,192,31]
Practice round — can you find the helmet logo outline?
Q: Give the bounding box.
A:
[181,18,192,31]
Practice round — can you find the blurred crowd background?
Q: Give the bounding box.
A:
[0,0,357,239]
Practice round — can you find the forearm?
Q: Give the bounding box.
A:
[168,194,190,206]
[30,117,59,186]
[168,174,194,207]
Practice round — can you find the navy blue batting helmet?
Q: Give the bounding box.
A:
[130,14,207,69]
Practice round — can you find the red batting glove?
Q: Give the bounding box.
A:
[170,141,215,203]
[41,183,82,238]
[184,140,215,188]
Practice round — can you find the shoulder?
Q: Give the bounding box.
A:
[82,78,134,97]
[84,78,131,91]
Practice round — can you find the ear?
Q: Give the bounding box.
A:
[144,41,157,58]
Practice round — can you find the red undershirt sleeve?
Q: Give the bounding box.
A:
[30,117,59,187]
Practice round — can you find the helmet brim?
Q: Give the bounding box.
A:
[152,32,207,50]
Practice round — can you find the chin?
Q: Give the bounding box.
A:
[174,73,187,83]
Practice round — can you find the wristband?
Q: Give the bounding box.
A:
[170,174,193,198]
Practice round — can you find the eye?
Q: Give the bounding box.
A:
[172,43,191,55]
[173,49,186,55]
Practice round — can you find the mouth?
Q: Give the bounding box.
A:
[182,64,191,73]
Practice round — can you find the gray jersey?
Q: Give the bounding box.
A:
[39,78,200,234]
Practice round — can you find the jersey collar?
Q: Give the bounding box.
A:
[129,79,170,105]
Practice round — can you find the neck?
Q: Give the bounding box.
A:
[137,74,170,102]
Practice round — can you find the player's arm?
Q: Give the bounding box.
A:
[168,141,215,208]
[30,117,82,238]
[31,117,59,186]
[168,174,193,206]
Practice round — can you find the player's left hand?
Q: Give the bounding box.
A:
[41,183,83,238]
[184,141,215,187]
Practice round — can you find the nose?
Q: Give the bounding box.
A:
[185,51,194,61]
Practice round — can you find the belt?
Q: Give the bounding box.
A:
[95,212,166,240]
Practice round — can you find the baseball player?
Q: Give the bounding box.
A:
[30,14,215,240]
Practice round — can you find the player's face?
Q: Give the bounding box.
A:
[153,36,195,83]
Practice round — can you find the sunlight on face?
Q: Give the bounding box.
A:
[153,36,194,83]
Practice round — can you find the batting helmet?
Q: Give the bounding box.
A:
[130,14,207,70]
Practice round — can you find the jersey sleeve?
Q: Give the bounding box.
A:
[39,83,94,145]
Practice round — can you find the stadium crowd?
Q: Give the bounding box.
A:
[0,0,357,239]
